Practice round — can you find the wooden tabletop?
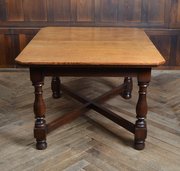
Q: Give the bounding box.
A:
[15,27,165,67]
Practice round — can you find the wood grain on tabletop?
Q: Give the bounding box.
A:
[15,27,165,66]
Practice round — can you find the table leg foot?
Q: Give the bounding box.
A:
[51,77,61,99]
[122,77,133,99]
[34,118,47,150]
[36,140,47,150]
[134,118,147,150]
[134,140,145,150]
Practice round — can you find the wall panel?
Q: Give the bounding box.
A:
[0,34,17,67]
[0,29,38,67]
[149,35,171,65]
[0,0,179,68]
[0,34,6,66]
[178,1,180,24]
[170,0,180,28]
[6,0,24,21]
[23,0,47,21]
[76,0,95,22]
[97,0,118,22]
[147,0,169,25]
[48,0,72,22]
[19,34,34,51]
[148,0,165,23]
[123,0,142,23]
[176,36,180,65]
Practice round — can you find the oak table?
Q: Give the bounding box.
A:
[15,27,165,150]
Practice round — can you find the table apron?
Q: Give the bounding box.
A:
[30,67,151,77]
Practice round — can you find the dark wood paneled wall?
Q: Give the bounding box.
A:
[0,0,180,68]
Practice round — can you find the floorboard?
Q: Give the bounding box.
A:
[0,70,179,171]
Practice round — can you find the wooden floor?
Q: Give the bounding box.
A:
[0,70,179,171]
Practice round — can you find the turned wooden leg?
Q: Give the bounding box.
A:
[51,77,61,99]
[134,70,151,150]
[30,68,47,150]
[122,77,133,99]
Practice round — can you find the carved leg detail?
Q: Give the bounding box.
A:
[51,77,61,99]
[31,69,47,150]
[34,117,47,150]
[134,81,149,150]
[122,77,133,99]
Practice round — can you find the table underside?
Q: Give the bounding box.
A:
[30,66,151,150]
